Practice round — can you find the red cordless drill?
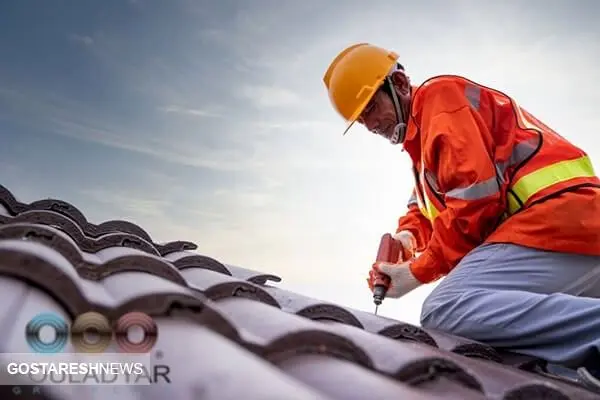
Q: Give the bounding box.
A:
[372,233,406,314]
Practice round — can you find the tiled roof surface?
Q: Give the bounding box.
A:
[0,184,598,400]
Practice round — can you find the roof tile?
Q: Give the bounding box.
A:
[134,320,333,400]
[424,328,503,362]
[164,250,231,274]
[0,184,599,399]
[222,263,282,284]
[180,267,280,306]
[263,285,364,327]
[278,354,485,400]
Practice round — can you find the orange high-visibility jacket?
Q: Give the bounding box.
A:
[397,75,600,284]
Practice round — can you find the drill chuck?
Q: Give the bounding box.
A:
[373,285,387,305]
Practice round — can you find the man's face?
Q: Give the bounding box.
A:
[357,89,398,140]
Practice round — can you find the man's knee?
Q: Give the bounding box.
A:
[419,288,459,333]
[419,287,488,340]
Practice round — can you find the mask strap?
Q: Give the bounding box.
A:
[385,76,407,145]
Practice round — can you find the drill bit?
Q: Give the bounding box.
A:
[374,304,379,315]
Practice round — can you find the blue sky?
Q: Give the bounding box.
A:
[1,0,599,323]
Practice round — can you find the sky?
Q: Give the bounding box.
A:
[0,0,599,325]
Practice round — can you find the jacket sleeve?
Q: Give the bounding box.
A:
[396,188,432,252]
[408,79,505,284]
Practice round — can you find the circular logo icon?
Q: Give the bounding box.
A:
[25,311,159,353]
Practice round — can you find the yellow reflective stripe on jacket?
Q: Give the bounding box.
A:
[507,155,596,214]
[425,197,440,220]
[417,154,595,220]
[415,169,441,221]
[417,197,439,221]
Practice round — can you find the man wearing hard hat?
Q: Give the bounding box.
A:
[323,43,600,386]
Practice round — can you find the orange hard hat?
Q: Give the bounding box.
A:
[323,43,399,135]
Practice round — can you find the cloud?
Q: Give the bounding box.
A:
[251,119,335,132]
[48,117,267,172]
[79,188,170,218]
[211,187,274,209]
[0,83,365,181]
[159,105,221,118]
[238,85,302,108]
[69,34,94,46]
[0,160,20,176]
[0,85,272,172]
[76,186,210,246]
[75,180,288,254]
[194,4,319,75]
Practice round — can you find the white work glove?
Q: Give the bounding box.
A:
[367,230,422,298]
[372,259,423,298]
[391,230,417,261]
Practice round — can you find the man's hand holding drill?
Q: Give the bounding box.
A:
[367,230,423,298]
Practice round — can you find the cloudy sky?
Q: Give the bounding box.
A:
[1,0,598,324]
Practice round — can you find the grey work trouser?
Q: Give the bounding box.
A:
[420,242,600,369]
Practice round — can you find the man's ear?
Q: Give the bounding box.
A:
[390,70,410,95]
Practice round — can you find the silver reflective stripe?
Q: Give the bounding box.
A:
[463,83,540,179]
[446,176,500,200]
[424,169,441,194]
[443,137,539,202]
[465,84,481,109]
[496,136,540,176]
[407,191,418,207]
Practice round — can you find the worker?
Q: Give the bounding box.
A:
[322,42,600,389]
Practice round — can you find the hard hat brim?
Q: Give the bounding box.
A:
[341,82,380,136]
[342,120,356,136]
